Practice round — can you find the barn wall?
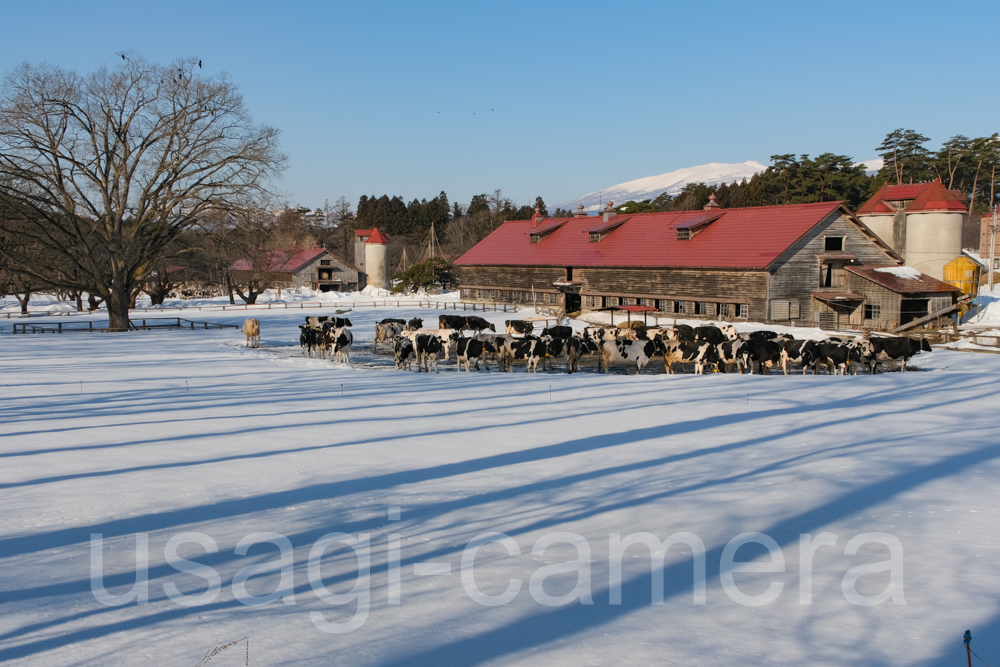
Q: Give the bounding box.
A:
[845,273,901,329]
[458,264,769,321]
[578,267,769,321]
[769,211,897,325]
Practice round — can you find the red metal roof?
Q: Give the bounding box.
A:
[856,183,894,215]
[846,266,959,293]
[355,228,372,237]
[456,201,846,269]
[229,248,327,273]
[883,183,931,200]
[906,179,967,213]
[365,227,390,244]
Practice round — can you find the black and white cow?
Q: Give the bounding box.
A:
[740,330,779,346]
[393,335,415,371]
[406,328,462,361]
[505,319,534,335]
[662,340,717,374]
[716,338,751,374]
[464,316,496,334]
[599,338,660,375]
[498,336,541,373]
[299,324,319,357]
[329,326,353,363]
[810,341,866,375]
[438,314,468,330]
[414,334,444,373]
[867,336,932,373]
[378,318,406,326]
[565,336,584,373]
[748,340,782,375]
[455,338,497,372]
[541,325,573,339]
[777,339,817,375]
[375,321,404,351]
[694,325,726,346]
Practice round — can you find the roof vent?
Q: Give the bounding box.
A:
[675,211,725,240]
[703,194,720,211]
[574,204,586,218]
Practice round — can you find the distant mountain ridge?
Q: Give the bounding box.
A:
[555,161,767,213]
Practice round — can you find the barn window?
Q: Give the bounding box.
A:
[320,260,331,266]
[676,229,691,240]
[530,234,541,243]
[865,304,881,320]
[771,300,790,320]
[589,232,601,242]
[565,267,574,281]
[739,303,748,319]
[673,300,684,314]
[824,237,844,252]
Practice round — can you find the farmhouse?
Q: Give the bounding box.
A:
[229,246,361,292]
[455,199,959,329]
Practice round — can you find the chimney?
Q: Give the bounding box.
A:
[532,205,544,227]
[602,201,616,223]
[574,204,586,218]
[703,194,721,211]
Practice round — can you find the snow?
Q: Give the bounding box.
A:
[2,305,1000,666]
[873,266,924,280]
[556,161,767,213]
[858,158,883,176]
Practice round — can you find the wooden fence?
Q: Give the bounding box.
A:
[13,318,238,334]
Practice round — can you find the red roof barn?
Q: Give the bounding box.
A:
[455,199,954,329]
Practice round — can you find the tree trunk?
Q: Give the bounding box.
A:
[87,294,104,311]
[15,291,31,314]
[75,292,83,311]
[106,286,132,331]
[225,271,235,304]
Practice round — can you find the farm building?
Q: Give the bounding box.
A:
[229,246,362,292]
[353,227,392,290]
[455,198,959,329]
[856,179,966,281]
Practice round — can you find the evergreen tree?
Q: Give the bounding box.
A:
[534,196,548,217]
[876,129,932,185]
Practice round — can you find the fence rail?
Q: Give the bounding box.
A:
[12,318,238,334]
[2,298,520,318]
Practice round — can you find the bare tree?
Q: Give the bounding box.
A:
[0,54,284,330]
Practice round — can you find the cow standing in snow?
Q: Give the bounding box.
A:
[242,318,260,348]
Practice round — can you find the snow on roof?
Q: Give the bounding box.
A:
[874,266,923,280]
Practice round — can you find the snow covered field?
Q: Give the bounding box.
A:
[2,303,1000,666]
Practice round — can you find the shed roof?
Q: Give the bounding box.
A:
[456,201,862,269]
[846,265,960,294]
[229,248,327,273]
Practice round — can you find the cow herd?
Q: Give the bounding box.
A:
[387,317,933,376]
[278,313,932,376]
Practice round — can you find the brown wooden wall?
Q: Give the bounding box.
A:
[578,267,769,320]
[458,266,566,291]
[768,211,897,325]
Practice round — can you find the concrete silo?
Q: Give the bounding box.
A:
[363,227,391,290]
[855,179,966,281]
[901,180,966,281]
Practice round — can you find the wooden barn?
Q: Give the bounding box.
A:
[229,246,362,292]
[455,198,959,328]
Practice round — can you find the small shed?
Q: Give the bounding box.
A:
[943,256,981,296]
[838,265,960,330]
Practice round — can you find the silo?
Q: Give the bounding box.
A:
[902,180,966,281]
[364,227,391,290]
[858,213,894,249]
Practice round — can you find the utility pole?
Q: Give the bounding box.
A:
[964,629,972,667]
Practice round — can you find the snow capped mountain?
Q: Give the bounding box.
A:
[858,158,883,176]
[556,161,767,213]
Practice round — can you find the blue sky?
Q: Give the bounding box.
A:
[3,1,998,211]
